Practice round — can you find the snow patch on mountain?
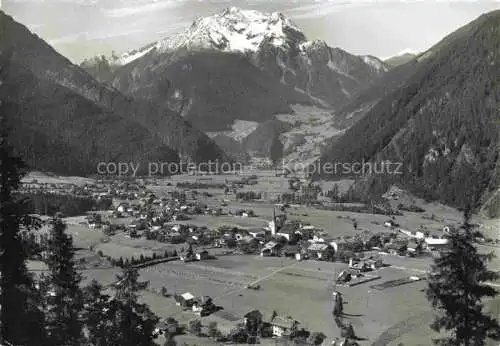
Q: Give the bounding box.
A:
[118,45,156,65]
[382,48,419,61]
[327,59,354,80]
[339,80,350,97]
[361,55,388,72]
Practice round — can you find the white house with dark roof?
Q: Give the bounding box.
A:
[424,237,449,251]
[307,243,329,259]
[266,313,300,337]
[175,292,195,307]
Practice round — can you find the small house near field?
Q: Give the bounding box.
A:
[406,241,422,256]
[307,243,329,259]
[244,310,264,327]
[267,313,300,337]
[281,245,299,258]
[195,250,209,261]
[384,220,399,228]
[276,221,301,241]
[179,246,195,262]
[116,203,129,214]
[260,241,280,257]
[330,239,347,253]
[175,292,195,307]
[87,216,101,230]
[424,237,449,251]
[202,310,241,337]
[248,228,266,240]
[349,259,372,271]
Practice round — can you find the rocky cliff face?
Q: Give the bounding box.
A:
[254,39,387,106]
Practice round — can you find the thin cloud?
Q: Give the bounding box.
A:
[90,28,145,40]
[48,33,87,45]
[104,0,185,18]
[49,28,145,45]
[9,0,100,4]
[155,21,192,34]
[284,1,369,20]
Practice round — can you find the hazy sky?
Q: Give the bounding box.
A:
[2,0,500,63]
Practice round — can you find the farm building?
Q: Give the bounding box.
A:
[203,310,242,337]
[248,228,266,240]
[424,237,449,251]
[307,243,329,259]
[260,241,280,257]
[243,310,264,327]
[276,221,301,241]
[281,245,300,258]
[399,229,425,239]
[266,313,300,337]
[406,241,423,256]
[175,292,195,307]
[195,250,209,261]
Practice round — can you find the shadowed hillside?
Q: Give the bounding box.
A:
[111,50,312,131]
[0,58,179,176]
[0,11,228,168]
[317,11,500,212]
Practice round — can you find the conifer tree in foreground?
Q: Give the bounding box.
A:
[42,218,84,345]
[426,208,500,345]
[111,266,159,346]
[82,279,115,346]
[0,102,46,345]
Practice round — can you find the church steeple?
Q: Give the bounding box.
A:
[270,207,277,235]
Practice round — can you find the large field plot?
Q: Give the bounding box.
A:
[22,171,94,186]
[139,256,443,344]
[139,252,500,345]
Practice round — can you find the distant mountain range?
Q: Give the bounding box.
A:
[81,7,388,132]
[317,10,500,215]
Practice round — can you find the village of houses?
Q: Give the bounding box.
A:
[21,170,500,346]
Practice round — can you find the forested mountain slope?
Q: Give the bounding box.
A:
[0,11,227,168]
[317,10,500,212]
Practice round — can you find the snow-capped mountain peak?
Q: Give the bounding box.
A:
[156,7,306,53]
